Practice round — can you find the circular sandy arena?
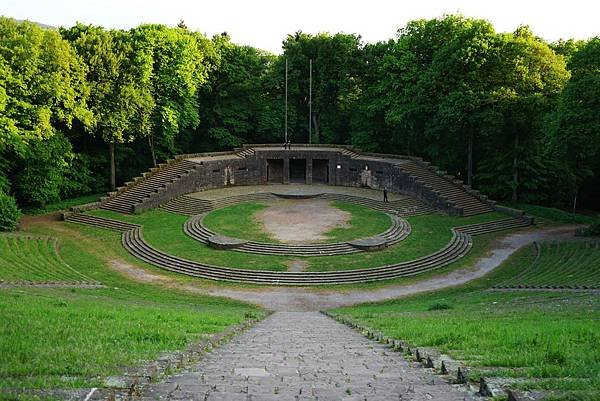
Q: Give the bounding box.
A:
[254,199,351,243]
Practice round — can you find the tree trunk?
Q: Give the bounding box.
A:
[312,114,320,144]
[148,135,157,167]
[109,142,116,191]
[467,131,473,186]
[512,133,519,202]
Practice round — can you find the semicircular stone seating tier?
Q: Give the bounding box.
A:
[161,192,434,217]
[184,212,410,256]
[64,213,531,285]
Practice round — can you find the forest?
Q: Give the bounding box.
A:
[0,15,599,230]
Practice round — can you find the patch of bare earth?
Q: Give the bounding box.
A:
[255,199,351,243]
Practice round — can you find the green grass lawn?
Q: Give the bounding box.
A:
[0,222,262,390]
[330,246,600,398]
[325,201,392,242]
[203,202,276,242]
[306,212,506,271]
[89,208,292,271]
[202,200,392,243]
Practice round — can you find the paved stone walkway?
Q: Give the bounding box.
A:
[140,312,474,401]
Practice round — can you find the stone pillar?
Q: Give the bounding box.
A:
[330,156,338,186]
[283,157,290,184]
[306,158,313,184]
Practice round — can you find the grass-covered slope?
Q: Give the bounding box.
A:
[0,219,262,390]
[330,246,600,397]
[495,240,600,289]
[0,234,97,284]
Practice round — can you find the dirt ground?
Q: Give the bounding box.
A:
[255,199,351,243]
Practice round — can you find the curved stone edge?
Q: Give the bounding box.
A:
[347,236,388,251]
[207,235,249,250]
[182,193,412,256]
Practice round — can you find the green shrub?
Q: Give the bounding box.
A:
[0,191,21,231]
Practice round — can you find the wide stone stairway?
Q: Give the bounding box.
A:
[139,312,474,401]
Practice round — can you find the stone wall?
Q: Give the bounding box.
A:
[130,145,465,215]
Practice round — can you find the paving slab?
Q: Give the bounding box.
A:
[138,312,475,401]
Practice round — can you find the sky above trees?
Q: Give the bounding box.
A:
[3,0,599,53]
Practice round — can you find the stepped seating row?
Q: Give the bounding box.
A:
[397,160,493,217]
[100,160,199,214]
[65,212,530,285]
[341,148,361,158]
[65,213,140,232]
[122,226,471,285]
[494,240,600,290]
[235,147,256,158]
[183,213,411,256]
[0,234,100,285]
[161,195,214,215]
[162,192,433,217]
[316,193,433,216]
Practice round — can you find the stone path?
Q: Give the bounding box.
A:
[140,312,474,401]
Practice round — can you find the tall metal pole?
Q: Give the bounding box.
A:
[285,58,288,144]
[309,59,312,144]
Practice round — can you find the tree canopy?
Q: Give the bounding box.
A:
[0,15,598,229]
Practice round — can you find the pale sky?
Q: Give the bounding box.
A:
[2,0,599,53]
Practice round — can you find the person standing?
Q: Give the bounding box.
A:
[383,188,389,203]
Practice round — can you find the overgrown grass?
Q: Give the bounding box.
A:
[330,246,600,396]
[0,221,262,390]
[22,194,102,216]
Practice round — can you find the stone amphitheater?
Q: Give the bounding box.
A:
[64,144,533,285]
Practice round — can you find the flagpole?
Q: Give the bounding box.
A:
[285,58,288,144]
[309,58,312,144]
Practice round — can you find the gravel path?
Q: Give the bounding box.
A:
[203,226,578,311]
[139,311,475,401]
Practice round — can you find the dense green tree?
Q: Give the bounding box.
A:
[282,32,363,144]
[61,24,154,190]
[550,37,600,209]
[0,17,91,206]
[194,34,280,150]
[130,24,217,160]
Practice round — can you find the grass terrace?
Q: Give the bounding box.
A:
[330,245,600,398]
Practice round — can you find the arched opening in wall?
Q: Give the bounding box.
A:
[289,159,307,183]
[267,159,284,183]
[313,159,329,184]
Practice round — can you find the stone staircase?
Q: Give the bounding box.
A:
[397,160,493,217]
[100,160,199,214]
[64,213,531,285]
[235,147,256,158]
[317,193,433,217]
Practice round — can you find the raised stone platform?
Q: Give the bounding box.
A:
[348,235,388,251]
[207,235,248,250]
